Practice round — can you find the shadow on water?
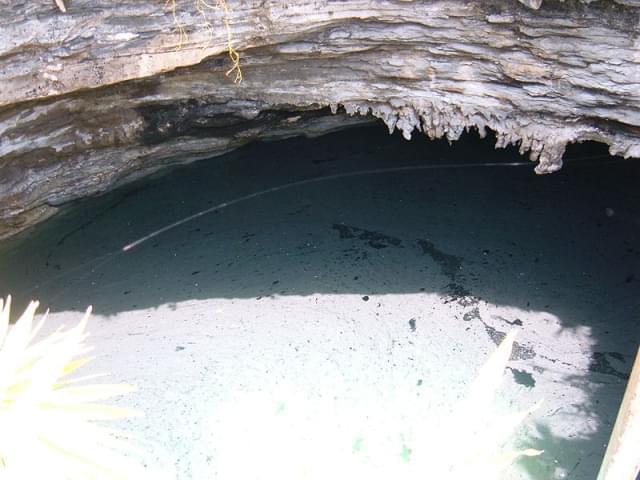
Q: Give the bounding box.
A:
[0,124,638,478]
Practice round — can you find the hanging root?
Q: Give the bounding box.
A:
[196,0,243,83]
[165,0,189,49]
[167,0,243,83]
[217,0,243,83]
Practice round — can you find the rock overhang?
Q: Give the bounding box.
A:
[0,0,638,238]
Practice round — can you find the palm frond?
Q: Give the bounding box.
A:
[0,296,162,480]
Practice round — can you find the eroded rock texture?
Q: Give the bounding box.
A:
[0,0,639,238]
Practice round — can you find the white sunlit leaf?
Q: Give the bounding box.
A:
[0,296,164,480]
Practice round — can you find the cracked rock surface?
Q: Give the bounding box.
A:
[0,0,638,238]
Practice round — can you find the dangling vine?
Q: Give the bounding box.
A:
[165,0,243,83]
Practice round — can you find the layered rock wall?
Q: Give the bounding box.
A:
[0,0,638,238]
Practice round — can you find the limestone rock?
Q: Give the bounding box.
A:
[0,0,638,238]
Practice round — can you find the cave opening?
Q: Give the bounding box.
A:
[0,123,638,479]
